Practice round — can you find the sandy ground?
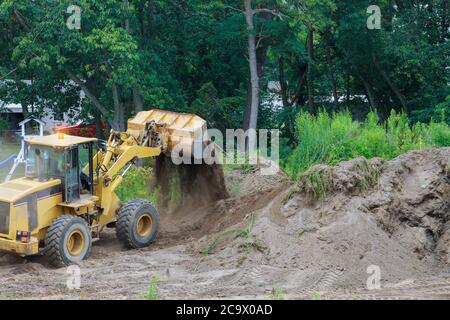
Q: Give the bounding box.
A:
[0,148,449,300]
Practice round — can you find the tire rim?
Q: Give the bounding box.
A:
[136,214,153,238]
[67,230,85,256]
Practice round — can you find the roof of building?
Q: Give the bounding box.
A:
[18,116,46,127]
[25,134,97,148]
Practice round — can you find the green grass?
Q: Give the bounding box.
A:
[351,158,383,192]
[298,227,318,237]
[297,165,333,201]
[233,213,256,238]
[285,110,450,179]
[201,236,220,256]
[0,293,17,300]
[311,291,321,300]
[297,157,384,201]
[238,239,269,255]
[272,286,285,300]
[201,214,257,256]
[144,275,160,300]
[0,144,22,181]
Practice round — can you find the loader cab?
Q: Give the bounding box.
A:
[24,134,98,203]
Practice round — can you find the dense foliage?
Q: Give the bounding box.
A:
[0,1,448,173]
[285,110,450,179]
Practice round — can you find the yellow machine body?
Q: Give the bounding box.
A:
[127,109,208,158]
[0,109,207,257]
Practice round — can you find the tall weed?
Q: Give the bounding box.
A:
[285,110,450,179]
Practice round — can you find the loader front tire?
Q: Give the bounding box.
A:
[45,215,92,268]
[116,199,159,249]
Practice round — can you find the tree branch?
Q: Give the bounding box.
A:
[65,69,114,128]
[13,9,31,31]
[252,8,285,20]
[224,5,244,13]
[291,65,308,105]
[372,53,408,113]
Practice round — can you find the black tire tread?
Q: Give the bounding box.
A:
[116,199,158,249]
[45,215,90,268]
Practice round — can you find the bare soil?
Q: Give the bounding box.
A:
[0,148,449,300]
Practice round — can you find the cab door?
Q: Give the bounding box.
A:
[65,146,80,203]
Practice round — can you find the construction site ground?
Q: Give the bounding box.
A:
[0,148,449,300]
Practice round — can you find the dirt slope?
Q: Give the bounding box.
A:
[242,148,450,292]
[0,148,449,300]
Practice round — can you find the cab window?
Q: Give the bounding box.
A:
[25,144,65,180]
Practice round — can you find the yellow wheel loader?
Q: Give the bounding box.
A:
[0,109,208,267]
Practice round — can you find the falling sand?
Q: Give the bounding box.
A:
[152,154,229,214]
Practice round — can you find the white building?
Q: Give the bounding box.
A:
[0,80,83,133]
[0,103,76,133]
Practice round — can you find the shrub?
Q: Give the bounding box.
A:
[116,166,157,204]
[284,109,450,179]
[427,121,450,147]
[285,110,359,178]
[0,118,10,130]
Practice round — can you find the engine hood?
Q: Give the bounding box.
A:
[0,177,62,204]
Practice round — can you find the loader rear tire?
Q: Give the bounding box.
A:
[116,199,159,249]
[45,215,92,268]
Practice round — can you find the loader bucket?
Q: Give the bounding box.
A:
[127,109,210,159]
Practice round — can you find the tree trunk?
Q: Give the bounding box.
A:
[372,54,408,114]
[20,102,29,118]
[306,30,315,113]
[279,57,289,107]
[345,73,350,108]
[326,45,339,110]
[112,82,125,131]
[147,0,155,40]
[137,0,145,36]
[395,0,404,12]
[244,0,260,151]
[133,88,144,112]
[65,69,115,128]
[124,0,130,31]
[14,80,29,117]
[340,48,382,117]
[243,41,268,131]
[356,71,379,114]
[85,78,106,139]
[94,110,104,140]
[292,64,308,106]
[279,57,307,107]
[243,79,252,130]
[243,12,270,132]
[124,0,144,114]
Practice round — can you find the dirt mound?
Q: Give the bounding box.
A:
[366,149,450,262]
[197,148,450,292]
[0,149,449,299]
[156,165,289,248]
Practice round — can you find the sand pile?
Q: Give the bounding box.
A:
[0,148,449,299]
[155,163,289,247]
[196,148,450,291]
